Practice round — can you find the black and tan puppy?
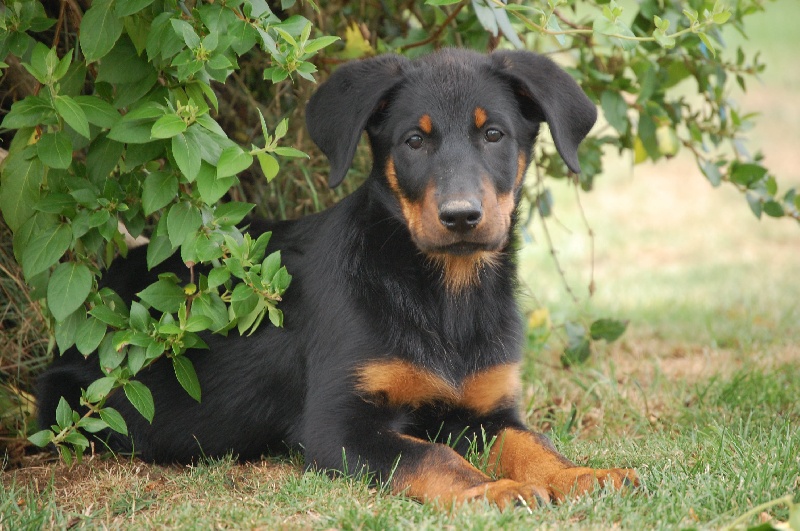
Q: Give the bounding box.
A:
[38,49,638,509]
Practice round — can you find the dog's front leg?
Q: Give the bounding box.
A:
[487,427,639,501]
[387,432,551,509]
[310,426,547,510]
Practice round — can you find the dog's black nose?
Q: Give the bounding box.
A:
[439,199,482,232]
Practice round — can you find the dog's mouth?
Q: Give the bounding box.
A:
[428,241,494,256]
[415,233,509,258]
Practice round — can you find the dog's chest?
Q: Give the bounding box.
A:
[353,359,520,414]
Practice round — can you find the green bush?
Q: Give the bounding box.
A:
[0,0,795,462]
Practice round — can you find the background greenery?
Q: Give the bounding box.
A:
[1,0,798,528]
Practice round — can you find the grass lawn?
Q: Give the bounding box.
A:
[2,2,799,530]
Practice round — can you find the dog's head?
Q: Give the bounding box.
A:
[306,49,596,289]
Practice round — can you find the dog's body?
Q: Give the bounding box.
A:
[38,49,637,508]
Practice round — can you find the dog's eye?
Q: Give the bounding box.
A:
[406,134,424,149]
[484,129,504,143]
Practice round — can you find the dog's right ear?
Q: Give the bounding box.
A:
[306,55,409,188]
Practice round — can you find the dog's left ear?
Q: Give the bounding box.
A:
[306,55,409,188]
[490,50,597,174]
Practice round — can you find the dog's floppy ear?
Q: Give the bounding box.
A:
[490,50,597,174]
[306,55,409,188]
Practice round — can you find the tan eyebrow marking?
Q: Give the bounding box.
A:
[474,107,487,128]
[418,114,433,134]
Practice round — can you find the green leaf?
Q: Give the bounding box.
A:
[75,316,107,355]
[701,161,722,187]
[268,306,283,328]
[303,35,340,55]
[561,338,591,367]
[80,0,124,62]
[124,381,155,423]
[600,91,628,135]
[561,322,591,367]
[55,308,83,352]
[36,132,73,169]
[730,162,767,188]
[166,201,202,247]
[85,376,116,402]
[206,268,231,289]
[99,407,128,435]
[116,0,156,17]
[763,200,784,218]
[146,234,177,270]
[138,278,185,313]
[172,132,201,181]
[698,32,716,57]
[593,18,637,51]
[171,19,201,48]
[47,262,92,321]
[746,192,762,219]
[89,304,128,328]
[262,251,281,281]
[129,301,151,332]
[142,172,179,215]
[1,96,55,128]
[98,333,126,371]
[271,267,291,292]
[272,147,308,159]
[128,346,147,375]
[74,96,121,128]
[34,193,76,215]
[197,163,236,204]
[590,318,628,342]
[192,292,229,332]
[217,145,253,178]
[0,151,44,232]
[173,356,201,402]
[54,95,90,138]
[151,114,188,139]
[64,431,90,448]
[56,397,73,429]
[77,417,109,433]
[28,429,54,447]
[214,202,254,226]
[107,119,155,144]
[21,223,72,279]
[257,152,279,182]
[86,134,124,182]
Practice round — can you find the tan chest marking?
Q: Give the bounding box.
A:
[355,360,520,413]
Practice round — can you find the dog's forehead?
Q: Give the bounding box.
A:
[390,58,517,129]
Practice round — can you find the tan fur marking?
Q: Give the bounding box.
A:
[356,361,519,414]
[515,150,527,189]
[386,157,429,243]
[418,114,433,134]
[474,107,487,129]
[461,363,521,415]
[394,434,547,510]
[427,251,500,292]
[488,428,640,501]
[355,360,458,408]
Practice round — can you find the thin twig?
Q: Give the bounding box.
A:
[534,163,579,304]
[571,177,596,296]
[399,3,465,52]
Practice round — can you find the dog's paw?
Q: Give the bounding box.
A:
[546,466,640,501]
[462,479,551,511]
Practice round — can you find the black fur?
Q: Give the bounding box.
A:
[37,49,597,488]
